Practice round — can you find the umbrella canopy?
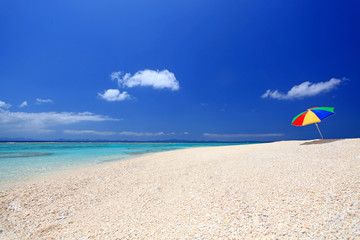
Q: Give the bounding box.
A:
[292,107,335,126]
[291,107,335,139]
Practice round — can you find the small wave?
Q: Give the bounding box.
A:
[0,152,53,158]
[128,151,152,155]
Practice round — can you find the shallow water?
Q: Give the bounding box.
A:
[0,142,255,184]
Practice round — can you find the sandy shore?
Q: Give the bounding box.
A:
[1,139,359,239]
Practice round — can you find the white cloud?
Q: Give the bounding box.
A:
[112,69,179,91]
[261,78,343,100]
[101,69,179,102]
[98,89,131,102]
[64,130,117,136]
[204,133,284,138]
[119,131,165,137]
[110,71,122,81]
[36,98,53,104]
[0,110,117,133]
[19,101,28,108]
[0,100,11,109]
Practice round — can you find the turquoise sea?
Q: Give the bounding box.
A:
[0,142,255,185]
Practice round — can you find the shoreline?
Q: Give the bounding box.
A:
[0,142,262,190]
[0,151,152,191]
[0,142,265,190]
[1,139,359,239]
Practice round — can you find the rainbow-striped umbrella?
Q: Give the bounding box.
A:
[291,107,335,139]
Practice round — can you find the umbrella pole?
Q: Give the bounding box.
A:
[315,123,324,139]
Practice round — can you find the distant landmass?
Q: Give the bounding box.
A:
[0,137,267,143]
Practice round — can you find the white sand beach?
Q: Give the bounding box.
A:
[1,139,359,239]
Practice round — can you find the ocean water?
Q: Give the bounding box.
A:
[0,142,254,185]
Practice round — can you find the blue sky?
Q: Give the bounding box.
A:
[0,0,359,141]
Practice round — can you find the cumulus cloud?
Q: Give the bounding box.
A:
[36,98,53,104]
[0,110,117,133]
[111,69,179,91]
[0,100,11,109]
[100,69,179,102]
[64,130,117,136]
[204,133,284,138]
[19,101,28,108]
[261,78,343,100]
[98,89,131,102]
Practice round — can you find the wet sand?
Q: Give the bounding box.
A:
[1,139,359,239]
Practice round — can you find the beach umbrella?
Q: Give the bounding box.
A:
[291,107,335,139]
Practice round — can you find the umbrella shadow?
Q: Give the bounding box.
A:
[300,139,343,145]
